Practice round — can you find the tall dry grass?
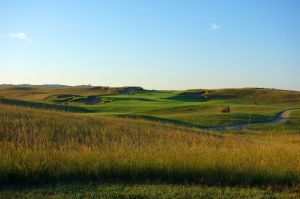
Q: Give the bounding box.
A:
[0,104,299,186]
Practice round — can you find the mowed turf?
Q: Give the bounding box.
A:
[1,86,300,128]
[248,109,300,131]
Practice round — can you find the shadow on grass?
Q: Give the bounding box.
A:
[118,113,279,131]
[110,97,158,102]
[0,166,298,188]
[164,96,207,102]
[0,97,94,113]
[118,114,208,128]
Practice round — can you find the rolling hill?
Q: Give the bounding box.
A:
[1,85,300,130]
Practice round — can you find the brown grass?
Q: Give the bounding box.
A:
[0,104,300,186]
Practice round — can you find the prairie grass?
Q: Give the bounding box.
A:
[0,104,300,187]
[1,183,299,198]
[0,97,92,113]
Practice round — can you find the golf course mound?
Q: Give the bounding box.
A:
[203,88,300,102]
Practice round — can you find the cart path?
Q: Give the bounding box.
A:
[210,108,300,131]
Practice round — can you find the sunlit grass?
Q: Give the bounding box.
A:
[1,104,299,187]
[2,87,300,128]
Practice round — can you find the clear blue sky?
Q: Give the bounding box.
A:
[1,0,300,90]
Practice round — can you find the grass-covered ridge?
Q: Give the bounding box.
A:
[1,104,300,186]
[2,85,300,129]
[0,85,145,101]
[0,97,93,113]
[194,88,300,103]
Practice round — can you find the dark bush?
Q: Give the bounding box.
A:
[220,106,230,113]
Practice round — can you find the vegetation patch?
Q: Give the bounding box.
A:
[0,98,93,112]
[7,86,34,91]
[118,86,144,94]
[220,106,231,113]
[165,91,207,102]
[0,104,300,187]
[1,183,299,198]
[52,95,110,105]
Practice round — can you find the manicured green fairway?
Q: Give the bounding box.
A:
[45,89,300,128]
[2,86,300,129]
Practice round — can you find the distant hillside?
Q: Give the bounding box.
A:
[1,85,300,104]
[0,85,145,101]
[0,84,70,88]
[181,88,300,103]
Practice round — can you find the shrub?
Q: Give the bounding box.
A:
[220,106,230,113]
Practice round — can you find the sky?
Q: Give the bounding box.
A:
[1,0,300,90]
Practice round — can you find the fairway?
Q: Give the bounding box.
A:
[1,86,300,130]
[2,0,300,197]
[1,90,300,198]
[1,87,300,199]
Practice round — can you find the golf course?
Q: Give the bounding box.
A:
[1,85,300,130]
[1,85,300,198]
[2,1,300,197]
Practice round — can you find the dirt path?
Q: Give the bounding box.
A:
[210,108,300,131]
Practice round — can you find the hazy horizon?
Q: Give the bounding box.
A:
[1,0,300,90]
[2,83,300,92]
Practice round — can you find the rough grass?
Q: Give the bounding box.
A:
[0,86,144,101]
[1,183,299,198]
[0,97,92,113]
[204,88,300,103]
[1,104,300,187]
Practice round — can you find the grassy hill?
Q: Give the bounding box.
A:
[2,86,300,104]
[1,87,300,197]
[1,86,300,129]
[0,85,144,101]
[187,88,300,103]
[0,104,299,187]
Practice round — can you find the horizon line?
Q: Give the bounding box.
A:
[1,83,299,92]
